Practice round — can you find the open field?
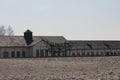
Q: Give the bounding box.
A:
[0,57,120,80]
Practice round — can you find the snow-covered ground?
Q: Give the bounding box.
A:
[0,56,120,80]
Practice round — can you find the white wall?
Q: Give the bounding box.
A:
[0,47,29,58]
[68,49,120,56]
[32,41,50,57]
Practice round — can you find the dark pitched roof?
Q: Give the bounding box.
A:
[68,40,120,50]
[0,36,66,47]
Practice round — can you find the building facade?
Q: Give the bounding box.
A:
[0,29,120,58]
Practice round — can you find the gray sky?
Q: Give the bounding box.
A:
[0,0,120,40]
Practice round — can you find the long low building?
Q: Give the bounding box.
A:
[0,29,120,58]
[68,41,120,56]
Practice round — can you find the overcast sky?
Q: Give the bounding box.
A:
[0,0,120,40]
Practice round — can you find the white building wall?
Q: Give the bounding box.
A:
[0,45,120,58]
[32,41,50,57]
[0,47,29,58]
[68,49,120,57]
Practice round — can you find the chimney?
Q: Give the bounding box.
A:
[24,29,33,45]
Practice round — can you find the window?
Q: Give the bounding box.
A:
[114,52,117,56]
[40,50,44,56]
[3,52,9,58]
[45,50,48,56]
[72,52,75,56]
[110,52,113,56]
[118,52,120,56]
[91,52,94,56]
[36,49,39,57]
[87,52,90,56]
[77,52,80,56]
[17,51,20,58]
[11,51,15,57]
[45,50,48,54]
[105,52,109,56]
[96,52,99,56]
[40,50,43,53]
[82,52,85,56]
[22,51,25,57]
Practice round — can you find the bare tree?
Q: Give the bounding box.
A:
[6,25,14,36]
[0,25,6,36]
[0,25,14,36]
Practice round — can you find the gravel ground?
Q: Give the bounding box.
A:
[0,56,120,80]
